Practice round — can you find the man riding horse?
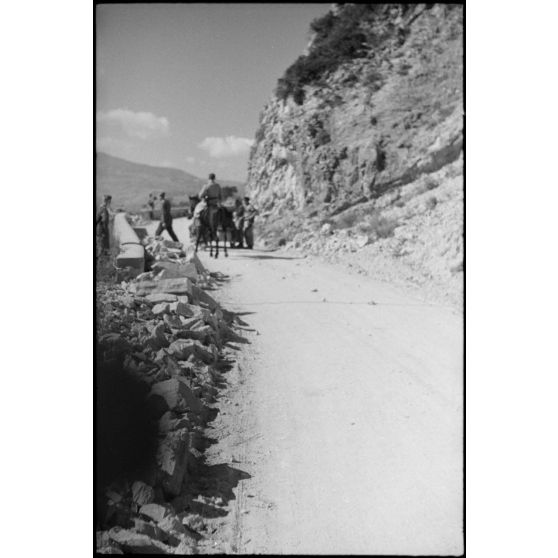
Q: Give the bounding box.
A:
[193,173,229,258]
[199,173,222,229]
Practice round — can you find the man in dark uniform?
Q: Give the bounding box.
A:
[232,197,245,248]
[242,196,258,249]
[155,192,179,242]
[96,194,112,257]
[147,193,155,220]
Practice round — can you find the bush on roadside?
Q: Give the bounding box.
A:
[356,212,399,239]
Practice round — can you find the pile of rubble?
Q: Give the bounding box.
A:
[96,241,246,554]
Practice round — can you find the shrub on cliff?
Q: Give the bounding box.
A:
[275,4,399,104]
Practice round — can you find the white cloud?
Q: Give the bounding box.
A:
[198,135,254,158]
[185,156,196,164]
[97,108,169,140]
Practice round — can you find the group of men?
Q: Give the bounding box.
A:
[95,173,258,257]
[194,173,258,249]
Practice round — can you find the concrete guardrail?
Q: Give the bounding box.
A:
[113,213,145,273]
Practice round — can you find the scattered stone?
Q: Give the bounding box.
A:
[158,412,190,434]
[139,503,174,523]
[148,322,169,349]
[133,518,167,541]
[167,339,197,360]
[152,261,199,282]
[134,278,194,297]
[131,481,155,506]
[108,527,171,554]
[152,302,171,316]
[158,514,189,540]
[175,302,199,318]
[321,223,333,235]
[156,428,191,497]
[150,378,202,414]
[145,293,178,304]
[355,234,370,248]
[97,545,123,555]
[174,539,196,555]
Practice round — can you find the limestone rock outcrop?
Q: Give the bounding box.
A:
[247,4,463,305]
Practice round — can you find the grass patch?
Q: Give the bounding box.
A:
[357,212,400,239]
[336,211,359,229]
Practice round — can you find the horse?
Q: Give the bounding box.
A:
[193,198,229,258]
[188,196,209,249]
[220,205,237,249]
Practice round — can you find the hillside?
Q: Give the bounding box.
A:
[246,3,463,307]
[96,152,244,211]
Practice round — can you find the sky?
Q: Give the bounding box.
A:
[96,3,332,182]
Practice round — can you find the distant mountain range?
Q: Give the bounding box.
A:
[96,152,245,210]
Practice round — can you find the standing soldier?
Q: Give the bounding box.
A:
[147,193,155,220]
[96,194,112,257]
[242,196,258,249]
[232,197,245,248]
[155,192,179,242]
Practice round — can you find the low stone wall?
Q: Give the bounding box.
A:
[113,213,145,275]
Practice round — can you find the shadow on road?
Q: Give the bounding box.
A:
[185,461,252,518]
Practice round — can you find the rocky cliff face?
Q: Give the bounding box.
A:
[246,4,463,306]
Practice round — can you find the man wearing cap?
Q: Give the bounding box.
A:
[198,173,222,231]
[242,196,258,249]
[155,192,179,242]
[96,194,112,257]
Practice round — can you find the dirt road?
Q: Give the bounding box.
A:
[148,219,463,555]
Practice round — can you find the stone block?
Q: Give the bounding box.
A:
[131,481,155,506]
[151,302,170,316]
[145,293,178,304]
[108,527,170,554]
[156,428,190,497]
[190,284,219,310]
[134,278,194,297]
[180,317,204,330]
[148,323,169,349]
[97,546,123,555]
[168,339,197,360]
[174,329,208,343]
[186,253,207,275]
[152,261,199,282]
[150,378,203,414]
[158,411,190,434]
[175,302,200,318]
[163,314,183,329]
[157,514,188,539]
[139,503,174,523]
[132,518,167,541]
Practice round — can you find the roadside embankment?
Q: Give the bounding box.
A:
[96,234,249,554]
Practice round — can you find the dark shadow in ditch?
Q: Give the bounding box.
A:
[95,354,161,527]
[184,459,252,518]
